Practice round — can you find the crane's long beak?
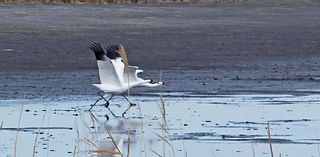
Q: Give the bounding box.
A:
[149,79,165,85]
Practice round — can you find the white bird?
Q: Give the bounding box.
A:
[88,42,163,117]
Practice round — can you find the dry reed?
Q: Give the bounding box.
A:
[0,0,209,4]
[159,96,167,127]
[104,125,124,157]
[136,103,146,157]
[117,43,132,157]
[150,149,162,157]
[156,95,176,157]
[32,115,46,157]
[154,132,175,153]
[318,143,320,157]
[89,112,98,131]
[83,137,123,155]
[13,92,26,157]
[251,143,256,157]
[79,111,124,156]
[75,120,80,157]
[267,122,274,157]
[73,145,77,157]
[92,149,122,155]
[83,138,98,149]
[127,136,131,157]
[116,44,129,73]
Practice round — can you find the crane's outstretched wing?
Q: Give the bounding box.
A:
[90,42,164,90]
[89,43,121,86]
[106,43,130,84]
[89,42,106,61]
[106,44,121,59]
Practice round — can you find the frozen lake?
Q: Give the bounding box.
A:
[1,92,320,157]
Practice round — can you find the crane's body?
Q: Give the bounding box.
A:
[88,42,163,117]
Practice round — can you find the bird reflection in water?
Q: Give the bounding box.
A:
[88,112,143,157]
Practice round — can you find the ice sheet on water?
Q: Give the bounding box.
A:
[0,93,320,157]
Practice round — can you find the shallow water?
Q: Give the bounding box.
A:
[0,93,320,157]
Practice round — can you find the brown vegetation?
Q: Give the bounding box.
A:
[0,0,253,4]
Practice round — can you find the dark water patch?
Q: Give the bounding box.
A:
[257,100,320,105]
[250,96,285,100]
[134,92,216,98]
[0,127,73,132]
[170,132,320,144]
[131,116,144,119]
[259,100,294,105]
[205,125,258,130]
[228,121,271,125]
[133,92,246,99]
[268,119,312,123]
[212,138,316,144]
[258,99,320,104]
[170,132,216,140]
[53,109,78,112]
[229,119,312,126]
[221,134,266,139]
[170,132,278,140]
[199,102,229,105]
[300,139,320,142]
[219,90,320,97]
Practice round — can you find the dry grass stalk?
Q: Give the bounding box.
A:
[251,143,256,157]
[73,145,77,157]
[150,149,162,157]
[136,103,145,157]
[116,44,129,73]
[0,121,3,142]
[116,43,131,101]
[159,96,167,127]
[104,125,123,157]
[157,122,168,134]
[83,137,122,156]
[127,136,131,157]
[126,117,132,157]
[32,115,46,157]
[267,122,274,157]
[157,96,176,157]
[92,149,122,155]
[75,120,80,157]
[154,132,175,156]
[124,114,131,157]
[14,92,26,157]
[158,104,166,156]
[317,143,320,157]
[83,138,98,149]
[116,44,132,157]
[89,112,98,131]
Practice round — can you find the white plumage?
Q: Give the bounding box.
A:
[88,42,163,116]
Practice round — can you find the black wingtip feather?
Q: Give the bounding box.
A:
[106,43,121,59]
[89,42,106,61]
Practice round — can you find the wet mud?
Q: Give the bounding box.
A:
[0,3,320,99]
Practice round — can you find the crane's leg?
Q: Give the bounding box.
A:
[88,97,104,111]
[89,92,113,111]
[97,92,113,108]
[104,95,118,118]
[96,92,119,117]
[121,95,136,117]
